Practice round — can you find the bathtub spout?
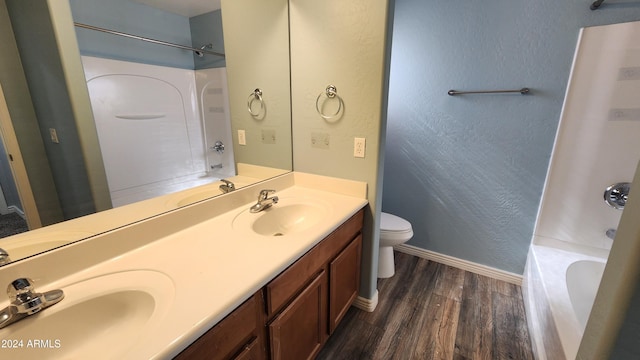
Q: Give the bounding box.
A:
[606,228,616,240]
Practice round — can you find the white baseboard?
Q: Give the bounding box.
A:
[7,206,26,219]
[395,244,523,285]
[352,290,378,312]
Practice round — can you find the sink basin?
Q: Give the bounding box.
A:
[0,270,174,359]
[233,198,330,236]
[0,230,95,263]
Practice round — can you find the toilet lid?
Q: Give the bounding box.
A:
[380,212,412,233]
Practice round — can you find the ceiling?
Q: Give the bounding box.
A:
[133,0,221,17]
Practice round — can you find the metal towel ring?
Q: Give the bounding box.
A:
[316,85,343,120]
[247,88,265,117]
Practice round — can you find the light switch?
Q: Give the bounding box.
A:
[238,130,246,145]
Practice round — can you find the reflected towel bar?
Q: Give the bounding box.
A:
[447,88,530,96]
[73,22,225,58]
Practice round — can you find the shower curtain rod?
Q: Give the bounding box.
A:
[73,22,225,58]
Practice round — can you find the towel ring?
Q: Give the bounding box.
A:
[316,85,343,120]
[247,88,265,117]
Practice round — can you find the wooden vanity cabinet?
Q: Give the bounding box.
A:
[174,291,267,360]
[176,209,364,360]
[329,233,362,334]
[268,270,328,360]
[265,209,364,359]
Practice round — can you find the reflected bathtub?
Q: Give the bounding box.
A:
[523,237,608,360]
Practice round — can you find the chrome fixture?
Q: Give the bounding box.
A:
[604,182,630,210]
[590,0,605,10]
[316,85,344,120]
[73,23,224,57]
[219,179,236,194]
[0,248,10,265]
[211,140,225,154]
[447,88,530,96]
[0,278,64,329]
[606,228,617,240]
[210,163,223,170]
[195,43,213,57]
[247,88,265,118]
[250,189,279,213]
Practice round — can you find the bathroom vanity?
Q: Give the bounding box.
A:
[0,172,367,359]
[176,209,363,359]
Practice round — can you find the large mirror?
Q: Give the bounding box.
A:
[0,0,292,264]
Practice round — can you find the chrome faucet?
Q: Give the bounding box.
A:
[219,179,236,193]
[0,248,10,265]
[0,278,64,329]
[250,189,279,213]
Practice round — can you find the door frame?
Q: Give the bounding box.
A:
[0,83,41,229]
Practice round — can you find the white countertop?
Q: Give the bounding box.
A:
[0,172,367,359]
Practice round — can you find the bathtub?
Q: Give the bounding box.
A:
[523,236,609,360]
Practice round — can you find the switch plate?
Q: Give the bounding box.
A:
[261,129,276,144]
[238,130,246,145]
[354,137,365,158]
[311,132,330,149]
[49,128,60,144]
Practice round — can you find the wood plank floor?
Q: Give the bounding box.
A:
[317,252,534,360]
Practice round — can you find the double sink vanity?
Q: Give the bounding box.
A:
[0,172,368,359]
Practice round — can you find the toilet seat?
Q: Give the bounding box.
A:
[380,212,413,241]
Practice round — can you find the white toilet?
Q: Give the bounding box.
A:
[378,212,414,278]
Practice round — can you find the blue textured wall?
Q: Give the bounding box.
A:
[190,10,226,69]
[384,0,640,274]
[69,0,194,69]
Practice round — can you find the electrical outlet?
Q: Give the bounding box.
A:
[354,137,365,158]
[238,129,246,145]
[49,128,60,144]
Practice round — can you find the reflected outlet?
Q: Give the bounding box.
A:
[311,132,330,149]
[261,129,276,144]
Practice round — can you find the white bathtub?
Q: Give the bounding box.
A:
[523,237,608,360]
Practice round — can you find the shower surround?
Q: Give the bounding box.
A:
[82,56,234,206]
[524,20,640,360]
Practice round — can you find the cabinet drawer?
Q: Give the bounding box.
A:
[265,209,364,317]
[175,292,265,360]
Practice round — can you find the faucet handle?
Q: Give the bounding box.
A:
[259,189,276,199]
[221,179,235,189]
[0,248,10,265]
[7,278,45,315]
[9,278,34,293]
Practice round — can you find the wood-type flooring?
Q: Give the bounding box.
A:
[317,251,534,360]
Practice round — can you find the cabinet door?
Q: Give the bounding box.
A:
[175,292,266,360]
[269,270,328,360]
[233,338,261,360]
[329,234,362,334]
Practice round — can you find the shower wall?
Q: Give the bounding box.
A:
[535,21,640,249]
[82,56,233,206]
